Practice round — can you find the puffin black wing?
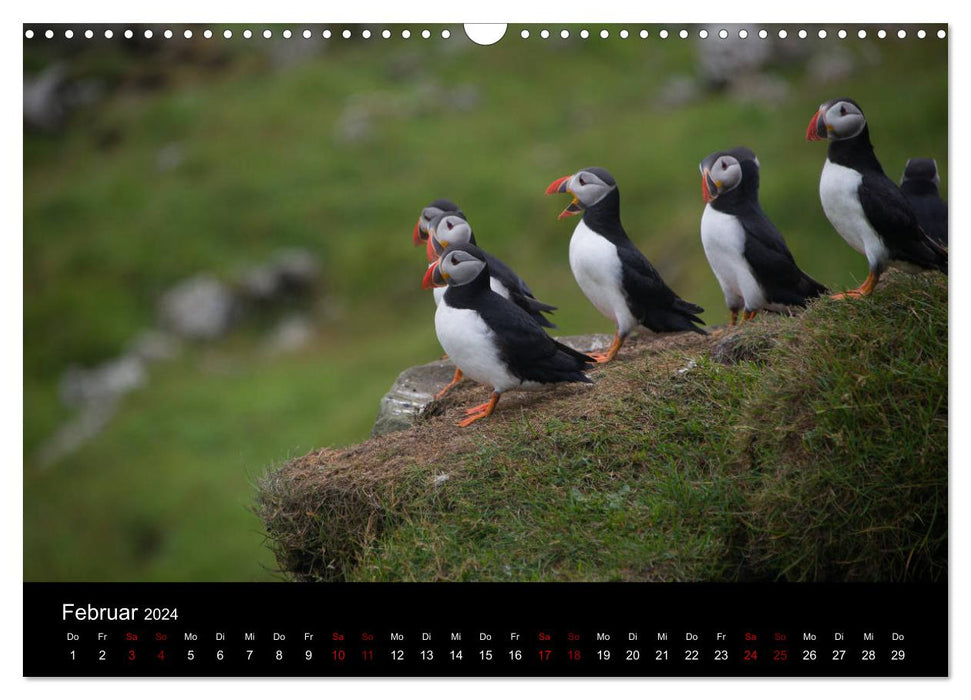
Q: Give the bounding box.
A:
[476,294,592,385]
[859,173,947,273]
[614,242,707,335]
[481,251,558,328]
[903,189,948,247]
[739,207,828,305]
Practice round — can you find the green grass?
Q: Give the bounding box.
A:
[25,30,946,581]
[258,273,947,582]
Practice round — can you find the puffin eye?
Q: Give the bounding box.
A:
[578,176,586,186]
[446,220,454,230]
[721,160,728,170]
[840,105,847,116]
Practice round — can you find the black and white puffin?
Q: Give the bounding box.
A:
[807,98,947,297]
[699,147,827,325]
[427,212,557,328]
[546,167,706,363]
[413,199,462,247]
[900,158,948,247]
[421,243,593,427]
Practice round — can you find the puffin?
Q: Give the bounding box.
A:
[413,199,462,247]
[546,166,706,363]
[427,211,558,327]
[422,243,593,427]
[699,147,827,325]
[806,97,947,297]
[899,158,947,247]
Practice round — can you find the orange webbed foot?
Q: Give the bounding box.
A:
[434,368,464,400]
[456,393,500,428]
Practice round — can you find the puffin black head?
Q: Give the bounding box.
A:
[426,212,474,262]
[902,158,940,188]
[546,167,618,219]
[421,243,488,290]
[807,97,867,142]
[414,199,462,247]
[699,147,759,203]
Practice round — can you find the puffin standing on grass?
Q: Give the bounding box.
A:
[427,212,558,327]
[699,147,827,325]
[899,158,948,247]
[422,243,593,427]
[546,167,706,363]
[806,98,947,297]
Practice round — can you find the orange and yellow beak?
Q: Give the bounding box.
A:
[806,108,827,141]
[413,219,427,246]
[546,174,583,220]
[421,259,447,290]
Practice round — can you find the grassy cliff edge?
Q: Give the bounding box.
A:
[256,273,947,582]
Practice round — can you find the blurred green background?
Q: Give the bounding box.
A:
[23,25,947,581]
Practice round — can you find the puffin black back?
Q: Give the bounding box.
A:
[21,21,948,681]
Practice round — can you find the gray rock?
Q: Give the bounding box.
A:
[127,329,182,363]
[656,75,702,109]
[238,248,320,304]
[262,314,313,355]
[59,355,147,408]
[807,47,856,84]
[696,25,773,88]
[370,334,611,437]
[24,64,103,133]
[371,359,458,437]
[158,274,238,340]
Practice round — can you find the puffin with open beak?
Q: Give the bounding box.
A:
[807,97,947,298]
[422,243,592,427]
[427,212,558,327]
[546,166,706,363]
[700,147,827,325]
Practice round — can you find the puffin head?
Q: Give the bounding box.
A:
[807,97,867,142]
[426,212,474,262]
[414,199,462,247]
[901,158,940,188]
[421,243,488,290]
[699,147,759,203]
[546,167,617,219]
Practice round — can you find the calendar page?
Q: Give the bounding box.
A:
[22,20,948,678]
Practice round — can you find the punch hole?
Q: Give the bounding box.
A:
[897,30,906,39]
[540,29,550,39]
[858,29,867,38]
[560,29,569,39]
[659,29,668,39]
[463,24,507,46]
[817,29,827,39]
[86,29,95,39]
[343,29,352,39]
[600,29,609,39]
[382,29,391,39]
[421,29,430,39]
[441,29,450,39]
[917,29,926,39]
[263,29,272,39]
[323,30,331,39]
[125,29,134,39]
[877,29,887,39]
[758,29,768,39]
[582,29,590,39]
[105,30,114,38]
[203,29,212,39]
[363,30,372,39]
[639,30,647,39]
[25,29,34,38]
[736,29,746,39]
[65,29,74,39]
[164,29,172,39]
[44,29,53,39]
[401,29,411,39]
[223,29,232,39]
[937,29,946,39]
[699,29,709,39]
[283,29,292,39]
[303,29,312,39]
[620,29,629,39]
[679,29,688,39]
[184,29,192,39]
[243,29,252,39]
[778,29,788,39]
[838,29,847,39]
[798,29,807,39]
[520,29,529,39]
